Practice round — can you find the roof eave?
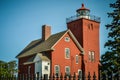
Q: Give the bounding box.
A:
[23,62,34,65]
[67,29,84,54]
[16,48,54,59]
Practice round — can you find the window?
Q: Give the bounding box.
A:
[91,52,95,61]
[44,66,48,71]
[91,24,93,30]
[28,66,31,74]
[88,23,93,30]
[65,66,70,75]
[76,55,79,64]
[78,70,82,80]
[65,48,70,59]
[65,37,70,42]
[54,65,60,76]
[89,51,95,62]
[48,63,49,65]
[88,51,91,61]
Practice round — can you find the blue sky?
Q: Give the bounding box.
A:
[0,0,114,62]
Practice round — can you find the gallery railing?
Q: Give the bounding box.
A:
[66,14,100,23]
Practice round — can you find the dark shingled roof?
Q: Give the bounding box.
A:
[16,30,67,58]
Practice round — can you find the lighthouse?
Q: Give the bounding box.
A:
[66,4,100,79]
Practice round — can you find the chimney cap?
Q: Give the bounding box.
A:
[42,24,51,27]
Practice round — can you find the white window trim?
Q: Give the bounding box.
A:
[88,51,91,61]
[88,51,95,62]
[76,55,79,64]
[65,37,70,42]
[78,69,82,80]
[65,66,70,75]
[54,65,60,75]
[65,48,70,59]
[44,66,48,71]
[91,51,95,61]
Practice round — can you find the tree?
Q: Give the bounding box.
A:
[0,60,17,77]
[0,60,8,76]
[7,60,17,76]
[100,0,120,75]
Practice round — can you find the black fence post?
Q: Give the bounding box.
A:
[69,74,71,80]
[88,72,91,80]
[15,75,17,80]
[64,73,67,80]
[78,74,80,80]
[73,72,76,80]
[105,73,108,80]
[111,71,114,80]
[53,73,55,80]
[40,74,42,80]
[44,74,48,80]
[60,73,63,80]
[25,74,27,80]
[32,74,35,80]
[84,74,86,80]
[56,73,59,80]
[36,72,39,80]
[99,70,102,80]
[49,74,51,80]
[78,72,82,80]
[118,70,120,80]
[19,74,21,80]
[93,72,96,80]
[22,74,24,80]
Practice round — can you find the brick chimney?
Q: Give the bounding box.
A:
[42,25,51,40]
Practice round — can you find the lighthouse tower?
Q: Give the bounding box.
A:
[66,4,100,79]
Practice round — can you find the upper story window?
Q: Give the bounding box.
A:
[54,65,60,76]
[88,23,93,30]
[65,48,70,59]
[76,55,79,64]
[89,51,95,62]
[44,66,48,71]
[65,37,70,42]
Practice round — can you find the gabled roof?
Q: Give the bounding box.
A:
[16,30,84,58]
[16,30,67,58]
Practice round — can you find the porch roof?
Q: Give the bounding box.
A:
[23,53,50,65]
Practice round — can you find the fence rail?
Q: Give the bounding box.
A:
[1,71,120,80]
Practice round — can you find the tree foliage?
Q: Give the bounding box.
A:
[0,60,17,77]
[100,0,120,74]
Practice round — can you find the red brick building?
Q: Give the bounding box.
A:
[16,4,100,79]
